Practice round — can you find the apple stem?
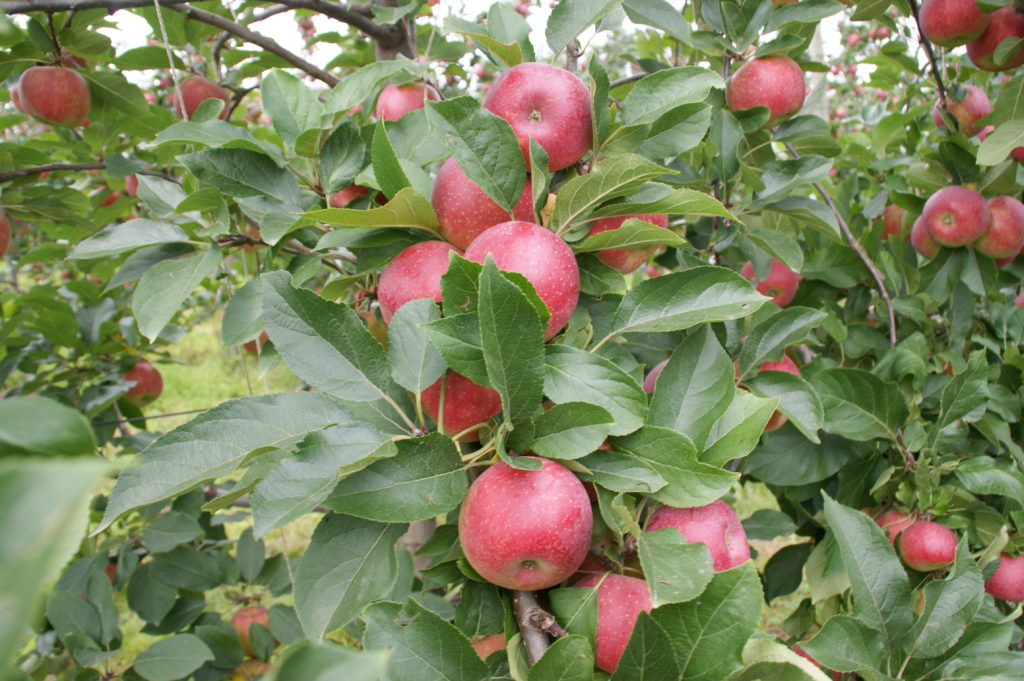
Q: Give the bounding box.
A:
[906,0,949,107]
[512,590,551,665]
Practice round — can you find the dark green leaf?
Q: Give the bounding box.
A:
[69,220,189,260]
[638,529,714,607]
[262,69,325,149]
[372,119,412,200]
[529,635,595,681]
[133,634,214,681]
[811,368,907,442]
[737,307,825,379]
[530,402,614,460]
[799,614,885,673]
[320,122,366,195]
[151,547,224,591]
[744,372,823,444]
[553,155,670,230]
[546,0,622,53]
[141,511,203,554]
[274,641,390,681]
[0,396,96,456]
[388,299,447,393]
[701,390,779,465]
[180,149,300,204]
[620,67,723,127]
[221,277,263,348]
[544,345,647,436]
[133,248,223,341]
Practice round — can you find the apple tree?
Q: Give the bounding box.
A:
[2,0,1024,678]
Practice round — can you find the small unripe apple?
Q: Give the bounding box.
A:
[975,195,1024,258]
[726,56,806,127]
[739,258,802,307]
[328,184,368,208]
[642,358,669,394]
[230,605,270,657]
[967,6,1024,71]
[985,552,1024,601]
[123,359,163,407]
[470,633,506,661]
[374,83,440,121]
[573,574,652,673]
[921,186,990,247]
[173,75,230,120]
[431,157,534,250]
[587,214,670,274]
[881,204,905,237]
[17,65,91,127]
[919,0,989,47]
[377,240,461,323]
[899,520,957,571]
[873,508,914,544]
[0,211,10,258]
[911,217,941,259]
[931,85,991,137]
[458,457,592,591]
[464,221,580,340]
[421,371,502,442]
[645,500,751,572]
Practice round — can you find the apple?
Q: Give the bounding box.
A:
[470,633,506,661]
[421,371,502,441]
[931,85,991,137]
[726,56,806,127]
[123,359,163,407]
[328,184,368,208]
[899,520,957,571]
[242,330,269,356]
[377,240,461,323]
[919,0,989,47]
[873,507,915,544]
[374,83,440,121]
[921,186,990,247]
[911,217,941,259]
[17,65,91,127]
[573,574,652,673]
[848,33,862,47]
[431,157,535,250]
[0,211,10,258]
[586,214,670,274]
[975,195,1024,258]
[229,659,271,681]
[100,190,122,207]
[482,62,593,171]
[643,358,669,394]
[458,456,592,591]
[1016,292,1024,306]
[645,500,751,572]
[464,221,580,340]
[124,174,139,197]
[967,6,1024,71]
[231,605,270,657]
[173,75,230,120]
[792,645,841,681]
[758,355,799,431]
[985,552,1024,602]
[881,204,905,237]
[739,258,802,307]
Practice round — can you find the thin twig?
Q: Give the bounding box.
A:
[907,0,948,105]
[512,591,550,665]
[94,407,208,426]
[0,162,106,183]
[608,73,646,90]
[212,4,291,75]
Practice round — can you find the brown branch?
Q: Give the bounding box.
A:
[212,5,292,78]
[4,0,191,11]
[512,591,550,665]
[93,407,208,426]
[608,73,646,90]
[907,0,948,106]
[285,0,406,49]
[0,162,106,182]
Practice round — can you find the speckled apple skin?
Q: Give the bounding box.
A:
[573,574,653,673]
[922,186,990,247]
[587,214,669,274]
[739,258,802,307]
[18,66,91,127]
[985,552,1024,601]
[899,520,957,571]
[911,217,941,259]
[976,196,1024,258]
[920,0,988,47]
[482,62,593,171]
[124,359,163,406]
[464,221,580,340]
[725,56,805,127]
[377,240,461,323]
[646,500,751,572]
[421,372,501,441]
[374,84,440,121]
[968,7,1024,71]
[431,157,535,250]
[459,457,592,591]
[931,85,991,137]
[173,76,230,120]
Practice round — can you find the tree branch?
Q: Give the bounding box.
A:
[285,0,405,49]
[0,162,106,182]
[907,0,948,106]
[512,591,551,665]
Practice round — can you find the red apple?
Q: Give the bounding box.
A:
[739,258,802,307]
[124,174,139,197]
[931,85,991,137]
[726,56,806,127]
[911,216,941,259]
[874,508,915,544]
[881,204,905,237]
[645,500,751,572]
[470,633,506,661]
[985,552,1024,601]
[377,240,461,323]
[374,83,440,122]
[17,66,91,127]
[123,359,163,407]
[1016,292,1024,306]
[458,457,592,591]
[431,157,534,250]
[230,659,271,681]
[421,371,502,442]
[230,605,270,657]
[919,0,989,47]
[759,355,799,431]
[464,221,580,340]
[242,330,269,356]
[967,6,1024,71]
[173,75,230,120]
[101,190,122,207]
[0,211,10,258]
[899,520,957,571]
[643,359,669,394]
[482,62,593,171]
[573,574,652,673]
[586,214,670,274]
[792,645,841,681]
[328,184,368,208]
[848,33,862,47]
[975,195,1024,258]
[921,186,990,247]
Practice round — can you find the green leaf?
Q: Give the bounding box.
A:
[574,218,685,253]
[133,634,214,681]
[326,60,416,113]
[529,402,614,460]
[293,514,405,640]
[736,307,825,379]
[577,448,667,494]
[320,122,366,195]
[638,529,714,607]
[590,186,735,221]
[767,0,845,29]
[701,390,779,466]
[611,612,680,681]
[444,19,523,68]
[756,157,832,202]
[141,511,202,554]
[0,396,96,456]
[307,187,439,234]
[728,638,836,681]
[933,363,988,433]
[992,74,1024,126]
[221,276,264,348]
[529,635,595,681]
[763,543,811,602]
[799,614,885,674]
[553,154,671,230]
[133,247,223,341]
[388,299,446,393]
[811,368,908,442]
[83,70,150,116]
[744,373,823,444]
[151,546,224,591]
[744,432,862,486]
[904,541,983,659]
[127,564,177,625]
[45,590,102,643]
[742,509,797,540]
[622,0,691,43]
[546,0,622,53]
[955,457,1024,500]
[262,69,326,150]
[544,345,647,436]
[154,120,286,164]
[549,586,599,651]
[237,528,266,583]
[421,312,487,386]
[372,119,412,200]
[68,219,189,260]
[180,149,300,204]
[273,641,390,681]
[620,67,723,127]
[978,120,1024,166]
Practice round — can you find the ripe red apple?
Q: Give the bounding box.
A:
[975,195,1024,258]
[573,574,652,673]
[0,211,10,258]
[17,65,91,127]
[985,552,1024,601]
[458,457,592,591]
[931,85,991,137]
[242,330,269,356]
[873,507,915,544]
[967,6,1024,71]
[470,633,506,661]
[919,0,989,47]
[100,190,122,207]
[124,174,139,197]
[123,359,163,407]
[645,500,751,572]
[374,83,440,122]
[586,214,670,274]
[899,520,957,571]
[173,75,230,120]
[377,240,461,323]
[726,56,806,127]
[328,184,368,208]
[230,605,270,657]
[759,355,800,431]
[881,204,905,237]
[482,62,593,172]
[643,358,669,394]
[921,186,990,247]
[464,221,580,340]
[911,217,941,259]
[1016,291,1024,306]
[739,258,802,307]
[431,157,534,250]
[421,371,502,441]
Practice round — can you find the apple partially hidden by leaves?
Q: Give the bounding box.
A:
[645,500,751,572]
[984,552,1024,602]
[976,195,1024,258]
[18,65,91,127]
[470,633,506,661]
[573,573,652,673]
[967,6,1024,71]
[230,605,270,657]
[329,184,368,208]
[911,217,941,259]
[421,371,501,442]
[0,210,10,258]
[173,75,230,120]
[931,85,991,137]
[123,358,163,407]
[587,214,670,274]
[740,258,802,307]
[374,83,440,121]
[758,355,800,431]
[873,507,915,544]
[377,240,461,323]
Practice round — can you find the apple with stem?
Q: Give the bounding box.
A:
[967,6,1024,71]
[921,186,990,247]
[17,65,91,127]
[377,240,461,323]
[459,457,592,591]
[421,371,502,442]
[726,56,806,127]
[374,83,440,121]
[984,552,1024,601]
[123,359,163,407]
[975,195,1024,258]
[873,507,915,544]
[645,500,751,572]
[586,214,670,274]
[173,75,230,120]
[919,0,989,47]
[931,85,991,137]
[899,520,957,571]
[231,605,270,657]
[573,574,652,673]
[739,258,802,307]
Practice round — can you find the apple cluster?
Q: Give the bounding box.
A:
[919,0,1024,71]
[910,185,1024,262]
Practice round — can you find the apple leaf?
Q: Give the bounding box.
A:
[443,18,523,67]
[154,120,288,164]
[811,368,908,443]
[529,635,595,681]
[798,614,885,673]
[991,73,1024,126]
[320,121,365,195]
[755,156,832,203]
[133,247,222,342]
[549,586,599,651]
[261,69,326,150]
[577,448,667,494]
[620,67,723,128]
[700,390,779,465]
[728,638,836,681]
[388,299,446,393]
[552,154,671,231]
[180,148,301,204]
[546,0,621,54]
[743,372,823,444]
[69,219,189,260]
[132,634,213,681]
[573,218,685,253]
[744,225,804,273]
[611,612,680,681]
[637,529,714,608]
[903,541,984,659]
[371,119,411,200]
[305,187,439,233]
[0,396,96,456]
[543,345,647,436]
[622,0,691,43]
[590,186,735,221]
[745,430,863,486]
[528,402,614,460]
[736,307,825,379]
[221,276,263,348]
[272,642,390,681]
[767,0,845,30]
[978,120,1024,166]
[421,312,489,386]
[325,60,418,113]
